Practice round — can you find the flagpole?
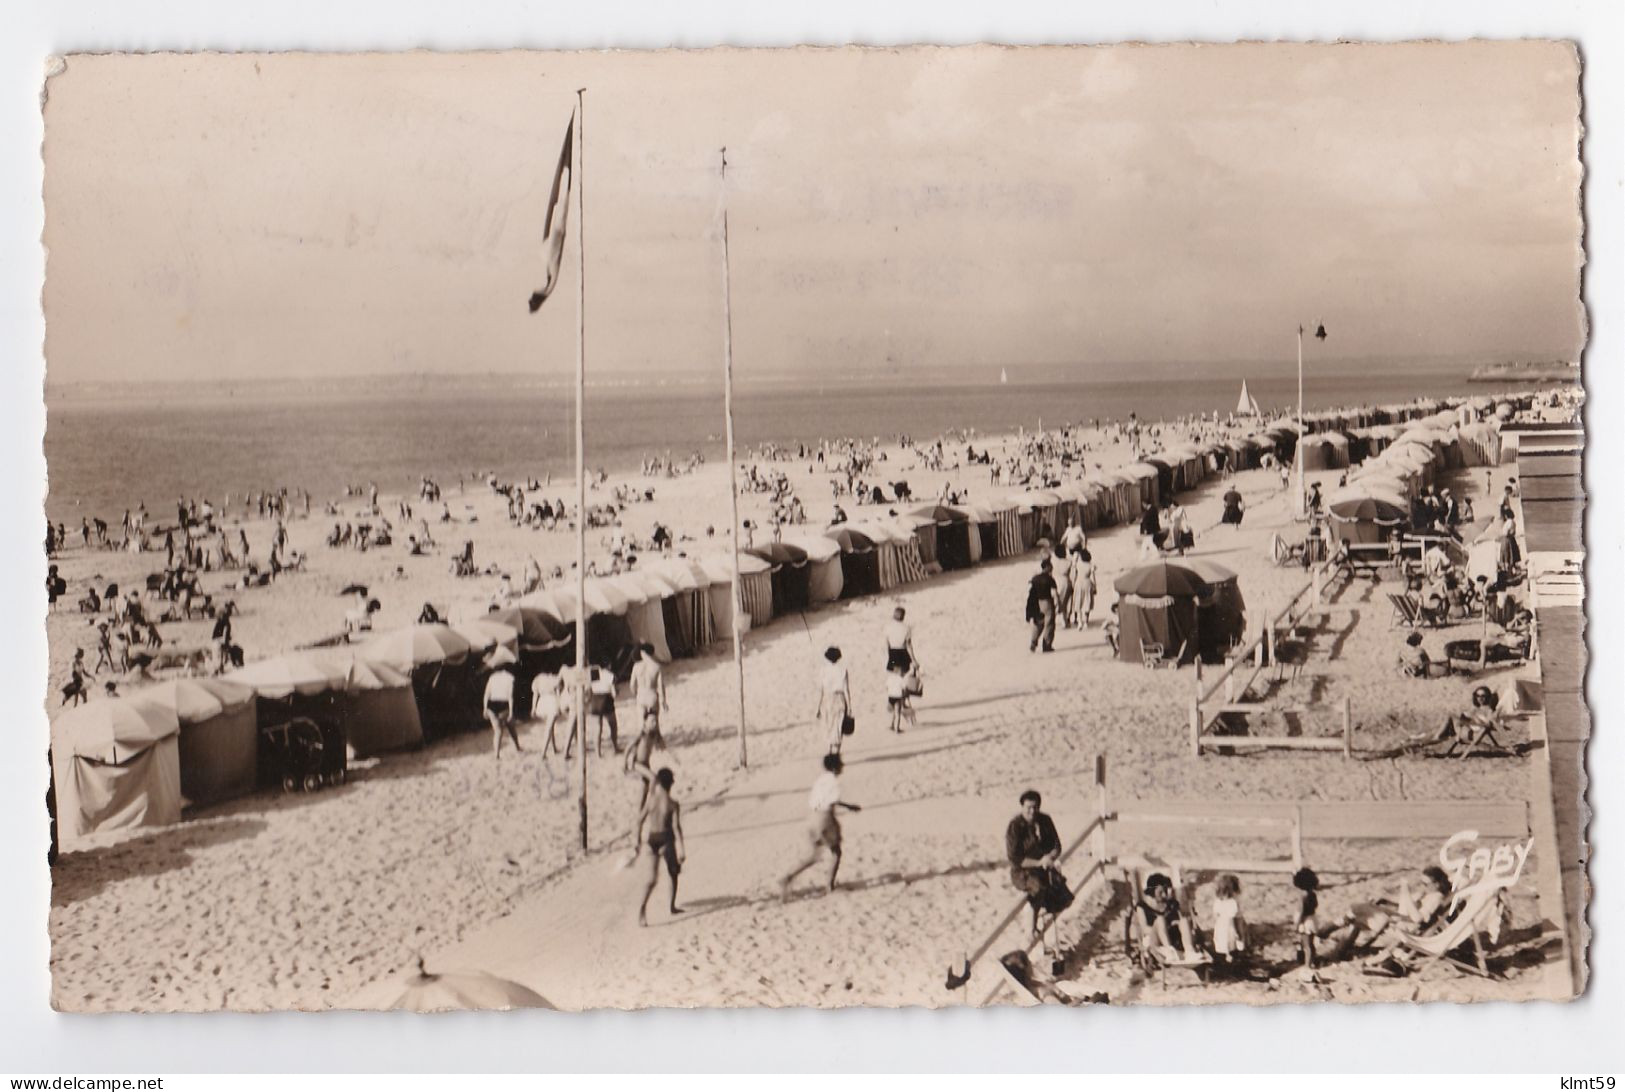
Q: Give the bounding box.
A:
[720,147,749,769]
[574,88,589,851]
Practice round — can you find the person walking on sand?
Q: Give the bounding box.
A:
[624,709,667,807]
[1069,550,1097,628]
[483,661,522,759]
[883,606,917,675]
[632,767,685,926]
[1025,558,1057,653]
[630,644,668,731]
[780,754,862,897]
[531,670,572,757]
[816,646,852,755]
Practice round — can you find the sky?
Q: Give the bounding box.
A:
[41,42,1586,385]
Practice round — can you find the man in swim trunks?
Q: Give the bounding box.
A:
[483,663,521,759]
[633,767,685,926]
[629,644,668,730]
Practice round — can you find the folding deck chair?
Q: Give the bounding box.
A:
[1391,885,1509,978]
[1388,593,1421,629]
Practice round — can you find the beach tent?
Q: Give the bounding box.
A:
[893,511,938,569]
[486,605,573,653]
[900,506,952,569]
[784,534,845,604]
[643,558,717,655]
[358,625,477,741]
[747,542,812,615]
[140,677,258,809]
[537,579,633,624]
[1456,421,1502,467]
[228,650,354,699]
[1134,461,1170,506]
[1183,559,1247,656]
[450,618,521,656]
[700,552,772,631]
[953,504,996,563]
[604,574,673,663]
[1111,562,1210,666]
[982,496,1021,557]
[305,650,424,756]
[359,625,473,674]
[1295,436,1344,472]
[52,697,184,849]
[821,529,880,600]
[1326,496,1409,546]
[853,520,929,589]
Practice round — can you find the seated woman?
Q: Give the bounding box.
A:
[1405,685,1504,752]
[1006,791,1073,953]
[1326,865,1454,963]
[1136,873,1202,965]
[1397,631,1443,678]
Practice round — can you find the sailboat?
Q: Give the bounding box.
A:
[1236,379,1261,416]
[1000,367,1009,385]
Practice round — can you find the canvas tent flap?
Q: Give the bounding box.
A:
[54,735,182,849]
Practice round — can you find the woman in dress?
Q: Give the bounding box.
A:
[1069,550,1097,628]
[815,646,852,756]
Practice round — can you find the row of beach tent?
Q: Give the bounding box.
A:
[50,395,1534,849]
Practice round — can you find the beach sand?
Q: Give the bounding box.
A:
[45,426,1550,1010]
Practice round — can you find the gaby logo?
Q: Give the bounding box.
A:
[1439,829,1534,914]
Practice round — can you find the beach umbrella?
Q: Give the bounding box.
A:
[136,677,254,725]
[1181,559,1238,586]
[602,574,658,606]
[1328,497,1409,524]
[643,557,711,592]
[451,618,521,654]
[337,583,370,598]
[746,542,810,566]
[228,651,353,699]
[1113,561,1213,599]
[908,503,966,524]
[781,534,842,563]
[539,579,632,623]
[359,624,472,673]
[356,958,555,1012]
[486,604,572,648]
[484,645,518,669]
[821,528,874,554]
[698,552,771,583]
[52,694,181,764]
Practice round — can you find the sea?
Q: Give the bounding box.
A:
[42,366,1542,525]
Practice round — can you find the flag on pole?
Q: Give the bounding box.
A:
[527,114,575,313]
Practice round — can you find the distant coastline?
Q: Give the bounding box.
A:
[1468,361,1580,384]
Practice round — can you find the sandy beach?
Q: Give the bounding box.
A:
[45,415,1557,1011]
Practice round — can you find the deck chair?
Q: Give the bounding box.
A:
[1438,714,1511,760]
[1388,593,1420,629]
[1393,886,1508,978]
[1121,866,1209,987]
[1139,640,1168,669]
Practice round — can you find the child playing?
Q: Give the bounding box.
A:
[1293,867,1322,970]
[885,664,909,734]
[1210,873,1248,973]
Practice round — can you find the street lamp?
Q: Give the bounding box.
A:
[1296,321,1327,514]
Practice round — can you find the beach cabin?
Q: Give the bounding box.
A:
[52,697,184,850]
[308,650,424,756]
[699,552,771,633]
[747,542,812,615]
[142,677,259,808]
[642,558,717,656]
[1112,562,1207,667]
[783,534,845,604]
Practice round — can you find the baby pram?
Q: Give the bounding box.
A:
[259,716,347,793]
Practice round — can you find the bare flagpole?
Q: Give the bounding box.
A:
[720,147,749,769]
[574,88,590,851]
[1296,323,1305,516]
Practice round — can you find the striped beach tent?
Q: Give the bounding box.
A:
[699,552,773,631]
[989,496,1023,558]
[643,557,717,655]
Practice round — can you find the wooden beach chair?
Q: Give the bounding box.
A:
[1140,640,1186,670]
[1392,886,1508,978]
[1121,865,1209,988]
[1388,593,1420,629]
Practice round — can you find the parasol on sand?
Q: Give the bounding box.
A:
[354,957,556,1012]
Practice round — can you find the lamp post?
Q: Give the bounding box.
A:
[1295,322,1327,515]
